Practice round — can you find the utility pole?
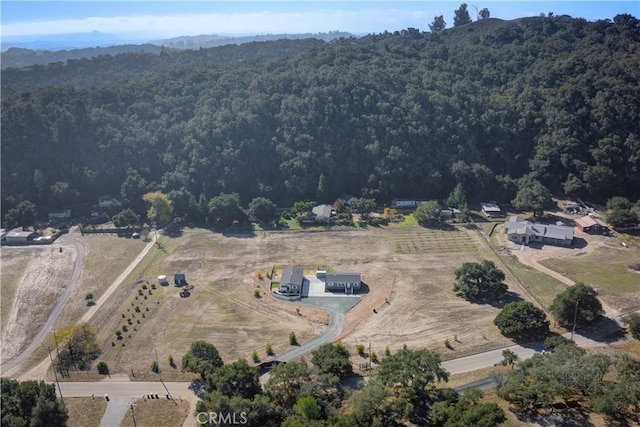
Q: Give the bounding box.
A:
[368,342,372,370]
[52,330,63,377]
[570,298,580,341]
[130,403,137,427]
[155,349,160,374]
[47,346,64,404]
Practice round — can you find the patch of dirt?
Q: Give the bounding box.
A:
[0,245,75,361]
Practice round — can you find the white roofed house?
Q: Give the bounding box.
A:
[312,204,332,222]
[481,203,503,218]
[325,272,361,294]
[504,216,573,247]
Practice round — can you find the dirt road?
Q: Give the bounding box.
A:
[9,232,157,381]
[2,229,86,377]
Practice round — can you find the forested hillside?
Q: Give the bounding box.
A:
[2,14,639,220]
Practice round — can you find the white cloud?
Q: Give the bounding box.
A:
[2,9,432,38]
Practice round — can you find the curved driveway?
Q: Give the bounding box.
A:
[2,229,86,377]
[275,296,360,362]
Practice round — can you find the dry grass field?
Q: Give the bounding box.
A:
[119,398,190,427]
[64,397,107,427]
[7,219,637,387]
[92,225,521,379]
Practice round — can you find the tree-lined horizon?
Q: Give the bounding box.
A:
[2,14,639,222]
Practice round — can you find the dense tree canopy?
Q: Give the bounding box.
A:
[453,260,508,302]
[1,379,68,427]
[493,301,550,340]
[550,282,604,328]
[208,193,247,228]
[2,15,640,224]
[496,339,639,420]
[181,340,224,379]
[206,358,261,400]
[310,342,352,379]
[414,200,443,226]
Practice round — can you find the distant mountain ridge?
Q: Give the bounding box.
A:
[1,31,353,69]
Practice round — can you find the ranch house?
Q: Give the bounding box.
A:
[504,216,574,247]
[325,272,361,294]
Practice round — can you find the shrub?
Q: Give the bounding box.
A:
[384,346,391,357]
[356,344,365,356]
[122,325,128,332]
[151,360,159,374]
[168,354,176,368]
[266,343,274,356]
[115,330,122,339]
[254,288,261,298]
[252,350,260,363]
[135,306,141,313]
[371,351,379,363]
[444,339,453,349]
[289,331,298,346]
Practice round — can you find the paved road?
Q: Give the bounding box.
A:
[442,313,629,375]
[59,381,192,398]
[2,228,86,377]
[100,398,132,427]
[275,296,360,362]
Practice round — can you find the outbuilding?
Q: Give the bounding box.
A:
[574,215,608,233]
[174,273,186,286]
[4,231,37,245]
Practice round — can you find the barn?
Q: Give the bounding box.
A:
[574,215,608,233]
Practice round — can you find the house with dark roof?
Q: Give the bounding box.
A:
[325,272,361,294]
[504,216,574,247]
[279,267,304,297]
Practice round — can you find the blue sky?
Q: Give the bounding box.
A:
[2,1,638,39]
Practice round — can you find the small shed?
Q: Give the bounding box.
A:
[5,231,36,245]
[174,273,186,286]
[481,203,503,218]
[158,275,168,285]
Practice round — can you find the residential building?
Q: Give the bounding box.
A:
[279,267,304,297]
[504,216,573,247]
[325,272,361,294]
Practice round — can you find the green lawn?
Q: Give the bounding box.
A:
[540,247,640,294]
[499,254,567,309]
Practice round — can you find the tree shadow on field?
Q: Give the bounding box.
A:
[477,290,523,309]
[419,222,458,232]
[574,316,625,344]
[514,403,594,427]
[220,229,256,238]
[163,224,183,238]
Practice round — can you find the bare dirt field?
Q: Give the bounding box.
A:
[1,244,75,361]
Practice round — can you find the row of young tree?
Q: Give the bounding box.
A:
[2,14,639,223]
